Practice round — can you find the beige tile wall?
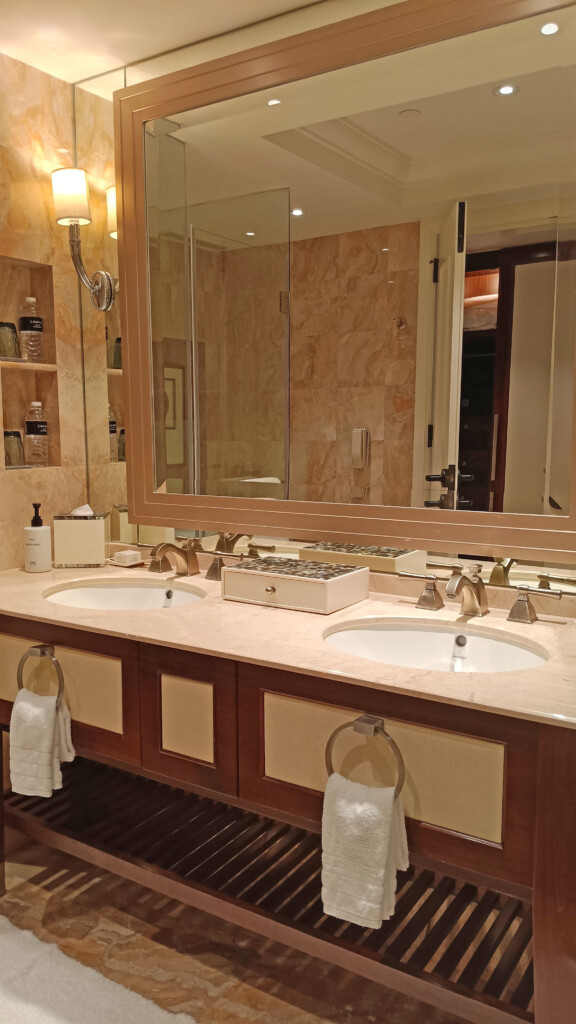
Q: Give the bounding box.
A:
[290,222,419,505]
[0,54,89,569]
[194,223,419,503]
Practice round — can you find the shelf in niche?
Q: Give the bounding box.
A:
[107,368,123,376]
[0,361,57,372]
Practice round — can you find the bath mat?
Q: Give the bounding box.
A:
[0,914,196,1024]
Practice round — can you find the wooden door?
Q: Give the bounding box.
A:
[140,645,237,796]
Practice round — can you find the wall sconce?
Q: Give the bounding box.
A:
[51,167,117,312]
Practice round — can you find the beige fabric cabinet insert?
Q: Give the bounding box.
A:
[160,674,214,763]
[263,693,505,843]
[0,633,123,734]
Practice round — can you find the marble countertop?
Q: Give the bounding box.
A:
[0,564,575,729]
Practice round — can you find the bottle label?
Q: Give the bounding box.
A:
[19,317,43,333]
[109,420,117,434]
[25,421,48,435]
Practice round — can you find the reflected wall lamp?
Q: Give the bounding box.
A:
[51,167,117,311]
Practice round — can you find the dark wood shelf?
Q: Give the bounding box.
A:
[4,758,533,1024]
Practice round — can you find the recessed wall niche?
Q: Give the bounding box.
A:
[0,255,61,469]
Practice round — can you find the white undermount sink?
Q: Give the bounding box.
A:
[43,578,205,611]
[324,619,548,673]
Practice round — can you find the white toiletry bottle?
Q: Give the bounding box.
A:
[24,502,52,572]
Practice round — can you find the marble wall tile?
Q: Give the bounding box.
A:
[336,329,387,387]
[337,226,390,279]
[290,233,338,285]
[290,222,419,505]
[389,220,421,272]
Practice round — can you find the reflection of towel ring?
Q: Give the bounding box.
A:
[325,715,405,799]
[17,644,65,707]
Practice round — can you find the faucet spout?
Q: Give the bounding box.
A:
[148,540,199,577]
[446,565,489,617]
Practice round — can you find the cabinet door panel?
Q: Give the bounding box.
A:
[0,616,141,766]
[264,692,505,843]
[238,663,538,886]
[140,645,237,796]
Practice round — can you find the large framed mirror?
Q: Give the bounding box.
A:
[115,0,576,560]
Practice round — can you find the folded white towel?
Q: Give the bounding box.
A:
[321,772,409,929]
[10,690,75,798]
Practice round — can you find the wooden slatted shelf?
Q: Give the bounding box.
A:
[4,759,534,1024]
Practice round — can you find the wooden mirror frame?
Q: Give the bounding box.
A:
[115,0,576,562]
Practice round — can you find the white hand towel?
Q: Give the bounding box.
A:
[10,690,75,798]
[321,772,409,929]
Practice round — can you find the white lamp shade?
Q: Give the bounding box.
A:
[106,185,118,239]
[51,167,91,225]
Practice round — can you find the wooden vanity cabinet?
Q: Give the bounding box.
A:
[237,662,539,889]
[139,644,237,797]
[0,615,141,766]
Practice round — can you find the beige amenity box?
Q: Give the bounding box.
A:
[221,557,369,614]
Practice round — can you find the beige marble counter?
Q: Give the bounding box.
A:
[0,564,575,729]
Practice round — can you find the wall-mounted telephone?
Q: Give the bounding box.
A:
[351,427,371,470]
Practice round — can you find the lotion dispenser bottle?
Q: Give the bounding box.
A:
[24,502,52,572]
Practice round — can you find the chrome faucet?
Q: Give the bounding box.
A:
[445,564,489,617]
[148,539,200,576]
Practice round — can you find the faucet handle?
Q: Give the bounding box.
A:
[465,563,483,578]
[426,561,462,578]
[507,584,562,623]
[399,571,444,610]
[537,572,576,589]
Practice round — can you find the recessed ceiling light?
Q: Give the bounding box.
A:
[497,84,517,96]
[291,208,303,217]
[541,22,559,35]
[267,98,281,106]
[398,108,421,119]
[245,231,255,237]
[381,247,389,252]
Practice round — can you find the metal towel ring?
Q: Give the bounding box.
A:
[325,715,405,799]
[17,644,65,707]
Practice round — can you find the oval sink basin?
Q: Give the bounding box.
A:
[43,579,205,611]
[324,619,547,673]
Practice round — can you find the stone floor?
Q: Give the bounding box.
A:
[0,832,469,1024]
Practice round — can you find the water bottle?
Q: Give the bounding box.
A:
[109,404,118,462]
[24,401,48,467]
[19,297,43,363]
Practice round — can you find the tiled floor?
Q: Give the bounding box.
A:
[0,832,469,1024]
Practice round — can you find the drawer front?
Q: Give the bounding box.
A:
[223,571,326,612]
[0,623,141,766]
[264,693,504,842]
[140,645,237,796]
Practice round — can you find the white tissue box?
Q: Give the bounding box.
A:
[53,512,110,568]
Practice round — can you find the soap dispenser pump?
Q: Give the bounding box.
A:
[24,502,52,572]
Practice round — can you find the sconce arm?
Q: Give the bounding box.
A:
[69,222,117,312]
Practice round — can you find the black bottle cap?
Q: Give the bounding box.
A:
[31,502,43,527]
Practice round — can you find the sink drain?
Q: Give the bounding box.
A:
[455,634,467,647]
